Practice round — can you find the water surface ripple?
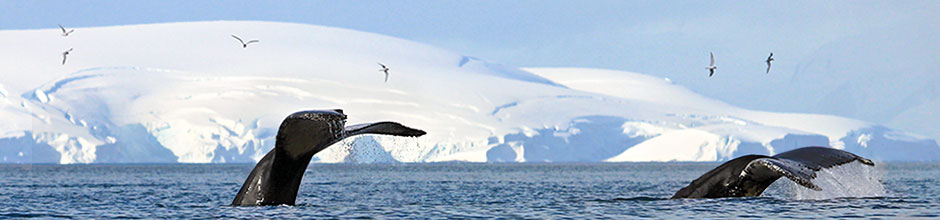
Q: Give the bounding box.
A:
[1,163,937,218]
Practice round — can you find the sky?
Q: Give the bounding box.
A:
[1,0,937,116]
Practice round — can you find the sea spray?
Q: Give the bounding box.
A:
[768,161,886,200]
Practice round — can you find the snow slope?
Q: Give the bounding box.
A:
[0,21,937,163]
[525,68,940,161]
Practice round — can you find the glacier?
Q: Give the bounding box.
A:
[0,21,937,163]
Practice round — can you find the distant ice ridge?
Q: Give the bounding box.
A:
[0,21,937,163]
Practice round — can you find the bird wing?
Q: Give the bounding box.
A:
[231,35,245,44]
[246,40,259,44]
[62,54,67,65]
[709,69,714,77]
[766,64,771,74]
[66,29,74,34]
[710,52,715,66]
[384,72,389,82]
[377,62,386,68]
[59,24,66,33]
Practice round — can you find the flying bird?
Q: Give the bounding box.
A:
[62,48,73,65]
[58,24,74,37]
[231,35,259,48]
[706,52,717,77]
[378,62,390,82]
[765,52,774,74]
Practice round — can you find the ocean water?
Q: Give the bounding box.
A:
[1,162,938,219]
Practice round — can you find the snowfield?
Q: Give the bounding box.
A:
[1,21,937,163]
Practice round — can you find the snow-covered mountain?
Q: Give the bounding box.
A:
[1,21,937,163]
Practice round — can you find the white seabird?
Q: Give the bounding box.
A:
[58,24,74,37]
[765,52,774,74]
[378,62,390,82]
[706,52,717,77]
[62,48,73,65]
[231,34,259,48]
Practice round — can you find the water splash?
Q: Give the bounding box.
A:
[772,161,886,200]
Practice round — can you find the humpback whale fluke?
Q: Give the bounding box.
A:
[671,146,874,199]
[232,109,426,206]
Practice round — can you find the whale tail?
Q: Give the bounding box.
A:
[672,146,874,199]
[232,110,427,206]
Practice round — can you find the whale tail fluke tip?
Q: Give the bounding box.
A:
[859,158,875,166]
[345,121,426,138]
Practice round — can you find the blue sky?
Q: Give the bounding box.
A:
[2,1,937,114]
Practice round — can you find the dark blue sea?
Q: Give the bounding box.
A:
[2,162,938,219]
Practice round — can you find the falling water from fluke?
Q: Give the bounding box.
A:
[774,161,886,200]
